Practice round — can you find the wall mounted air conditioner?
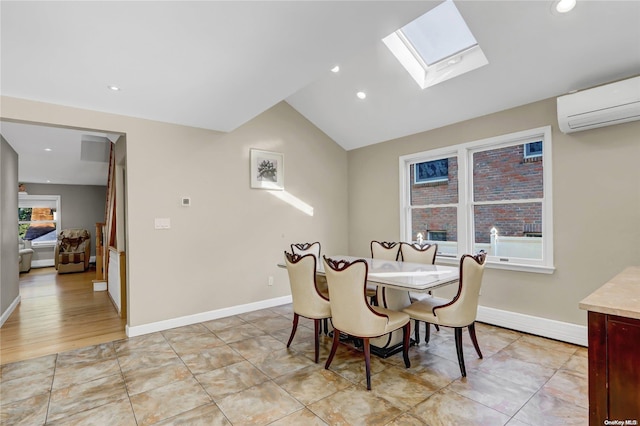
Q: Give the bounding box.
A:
[557,75,640,133]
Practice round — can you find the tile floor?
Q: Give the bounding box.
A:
[0,305,588,425]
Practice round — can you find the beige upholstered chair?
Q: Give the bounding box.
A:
[323,256,411,390]
[55,229,91,274]
[368,241,400,304]
[291,242,327,298]
[399,242,437,264]
[18,237,34,273]
[403,252,487,377]
[284,251,331,363]
[399,242,439,343]
[291,242,321,258]
[370,241,400,260]
[290,242,331,335]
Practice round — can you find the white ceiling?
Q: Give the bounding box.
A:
[1,1,639,185]
[0,121,119,186]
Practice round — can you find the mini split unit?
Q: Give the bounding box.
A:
[557,75,640,133]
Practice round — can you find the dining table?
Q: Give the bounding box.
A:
[315,255,459,292]
[280,255,460,357]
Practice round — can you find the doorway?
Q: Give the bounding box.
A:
[0,120,128,364]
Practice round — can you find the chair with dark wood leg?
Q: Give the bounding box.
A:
[403,251,487,377]
[283,251,331,363]
[323,256,411,390]
[399,242,439,344]
[291,242,330,334]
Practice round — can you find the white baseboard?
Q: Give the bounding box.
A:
[0,295,21,328]
[32,259,54,268]
[31,256,96,269]
[124,296,587,347]
[477,305,588,347]
[126,295,293,337]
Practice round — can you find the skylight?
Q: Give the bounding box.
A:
[383,0,488,89]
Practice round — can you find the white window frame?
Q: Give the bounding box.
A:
[18,194,61,248]
[399,126,554,274]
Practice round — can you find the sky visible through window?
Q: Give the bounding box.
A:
[383,0,487,89]
[400,0,477,66]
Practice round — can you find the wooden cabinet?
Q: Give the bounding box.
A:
[580,267,640,426]
[587,311,640,425]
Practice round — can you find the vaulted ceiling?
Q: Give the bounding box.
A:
[2,1,639,184]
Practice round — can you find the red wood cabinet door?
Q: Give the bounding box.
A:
[607,315,640,420]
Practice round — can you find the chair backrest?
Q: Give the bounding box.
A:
[433,252,487,327]
[370,241,400,261]
[399,242,437,264]
[323,257,388,336]
[58,229,91,252]
[284,252,329,317]
[290,242,321,259]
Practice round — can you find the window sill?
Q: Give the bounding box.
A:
[436,255,555,274]
[30,242,56,249]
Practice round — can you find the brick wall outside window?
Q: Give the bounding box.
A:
[474,203,542,243]
[411,206,458,241]
[473,145,543,201]
[410,145,542,243]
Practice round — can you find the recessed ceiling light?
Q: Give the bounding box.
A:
[331,65,340,73]
[356,91,367,100]
[555,0,576,13]
[44,148,52,152]
[46,180,51,183]
[107,85,121,91]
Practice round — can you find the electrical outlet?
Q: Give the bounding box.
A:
[268,276,274,286]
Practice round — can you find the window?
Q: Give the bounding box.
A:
[524,141,543,159]
[18,195,61,247]
[400,126,554,273]
[414,158,449,184]
[427,230,447,241]
[382,0,488,89]
[408,154,459,257]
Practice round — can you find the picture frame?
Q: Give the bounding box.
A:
[250,149,284,190]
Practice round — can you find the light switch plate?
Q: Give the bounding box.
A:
[154,218,171,229]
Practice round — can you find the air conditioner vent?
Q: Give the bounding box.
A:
[557,76,640,133]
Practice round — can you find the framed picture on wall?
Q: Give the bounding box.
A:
[250,149,284,190]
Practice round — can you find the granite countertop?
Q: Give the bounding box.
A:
[579,266,640,320]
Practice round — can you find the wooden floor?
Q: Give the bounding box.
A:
[0,267,126,365]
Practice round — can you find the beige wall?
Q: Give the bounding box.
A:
[0,96,348,328]
[348,97,640,326]
[4,93,638,331]
[1,135,20,317]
